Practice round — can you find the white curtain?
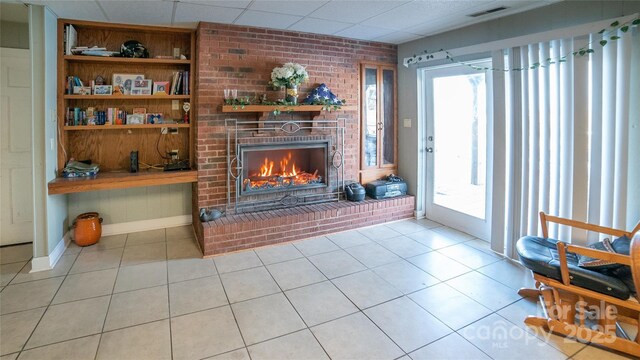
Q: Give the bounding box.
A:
[492,24,640,258]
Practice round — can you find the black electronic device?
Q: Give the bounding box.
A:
[164,160,190,171]
[129,151,138,173]
[365,174,407,199]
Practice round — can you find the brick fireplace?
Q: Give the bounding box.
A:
[194,22,414,255]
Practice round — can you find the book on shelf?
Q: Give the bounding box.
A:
[169,71,190,95]
[64,24,77,56]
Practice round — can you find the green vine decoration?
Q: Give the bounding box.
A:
[404,17,640,71]
[228,99,346,116]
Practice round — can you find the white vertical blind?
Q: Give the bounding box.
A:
[587,33,603,243]
[519,47,530,238]
[493,22,639,256]
[527,43,540,235]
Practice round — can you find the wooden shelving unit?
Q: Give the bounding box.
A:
[64,124,190,131]
[48,170,198,195]
[49,19,196,195]
[63,55,191,65]
[221,104,357,121]
[63,94,190,100]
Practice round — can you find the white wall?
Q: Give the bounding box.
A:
[68,184,192,225]
[397,0,640,217]
[30,5,67,258]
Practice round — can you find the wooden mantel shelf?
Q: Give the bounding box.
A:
[48,170,197,195]
[220,105,357,113]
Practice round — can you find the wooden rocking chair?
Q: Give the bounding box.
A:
[516,212,640,357]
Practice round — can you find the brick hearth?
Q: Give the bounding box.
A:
[194,22,411,255]
[198,196,415,256]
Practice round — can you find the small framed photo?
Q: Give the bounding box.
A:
[93,85,112,95]
[73,86,92,95]
[126,114,145,125]
[153,81,169,95]
[146,113,163,124]
[112,73,144,95]
[131,79,152,95]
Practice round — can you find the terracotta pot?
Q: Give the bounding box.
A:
[73,212,103,246]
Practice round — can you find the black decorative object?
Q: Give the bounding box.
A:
[199,208,225,222]
[345,182,366,202]
[120,40,149,58]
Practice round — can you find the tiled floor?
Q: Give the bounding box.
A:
[0,219,633,359]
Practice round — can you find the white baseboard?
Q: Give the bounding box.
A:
[414,210,426,219]
[101,215,191,236]
[30,215,190,272]
[31,231,70,273]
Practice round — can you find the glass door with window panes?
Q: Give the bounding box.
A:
[361,64,397,182]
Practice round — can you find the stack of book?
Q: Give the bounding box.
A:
[170,71,190,95]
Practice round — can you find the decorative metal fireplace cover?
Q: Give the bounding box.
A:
[225,118,345,213]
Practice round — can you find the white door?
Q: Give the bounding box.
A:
[422,60,493,240]
[1,48,33,246]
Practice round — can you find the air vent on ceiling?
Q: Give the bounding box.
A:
[468,6,508,18]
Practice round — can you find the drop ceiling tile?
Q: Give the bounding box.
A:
[335,24,394,42]
[288,17,352,36]
[362,0,479,30]
[249,0,328,16]
[234,9,302,30]
[374,31,423,44]
[309,0,409,24]
[33,1,108,22]
[98,0,174,25]
[173,2,243,26]
[180,0,252,9]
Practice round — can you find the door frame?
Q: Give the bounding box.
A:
[419,60,494,240]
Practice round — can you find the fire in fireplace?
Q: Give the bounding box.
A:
[239,142,328,195]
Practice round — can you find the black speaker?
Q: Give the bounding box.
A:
[130,150,138,173]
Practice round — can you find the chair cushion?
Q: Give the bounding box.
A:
[516,236,631,299]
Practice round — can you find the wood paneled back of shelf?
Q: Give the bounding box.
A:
[67,128,189,171]
[57,19,196,175]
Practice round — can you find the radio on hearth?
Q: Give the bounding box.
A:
[365,174,407,199]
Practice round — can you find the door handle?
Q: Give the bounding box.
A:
[426,147,433,153]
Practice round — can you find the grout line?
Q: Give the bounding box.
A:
[164,235,174,360]
[17,249,83,357]
[211,252,252,359]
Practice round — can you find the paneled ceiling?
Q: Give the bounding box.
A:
[9,0,557,44]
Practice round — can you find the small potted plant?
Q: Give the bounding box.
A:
[270,63,309,104]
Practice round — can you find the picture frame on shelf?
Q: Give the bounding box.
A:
[153,81,169,95]
[131,79,153,95]
[93,85,112,95]
[112,73,144,95]
[126,113,145,124]
[73,86,92,95]
[146,113,163,124]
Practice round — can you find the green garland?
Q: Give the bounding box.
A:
[226,98,346,116]
[405,17,640,72]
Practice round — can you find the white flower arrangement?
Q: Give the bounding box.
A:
[270,62,309,88]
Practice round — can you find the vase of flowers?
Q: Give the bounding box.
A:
[270,62,308,104]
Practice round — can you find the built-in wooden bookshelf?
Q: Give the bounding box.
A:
[50,19,196,195]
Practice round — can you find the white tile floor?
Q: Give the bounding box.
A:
[0,219,633,359]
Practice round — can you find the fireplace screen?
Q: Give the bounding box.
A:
[240,142,328,195]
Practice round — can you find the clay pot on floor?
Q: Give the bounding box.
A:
[73,212,103,246]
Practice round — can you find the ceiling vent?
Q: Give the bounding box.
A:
[468,6,508,18]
